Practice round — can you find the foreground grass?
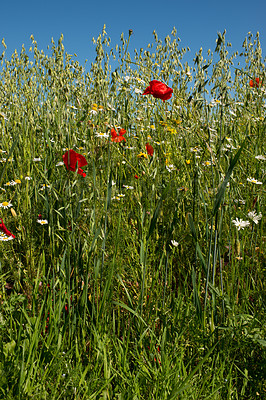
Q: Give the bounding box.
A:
[0,28,265,399]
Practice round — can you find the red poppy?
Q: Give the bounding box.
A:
[62,149,88,177]
[111,128,126,143]
[146,143,154,156]
[142,80,173,101]
[134,174,139,179]
[0,218,15,238]
[249,78,261,88]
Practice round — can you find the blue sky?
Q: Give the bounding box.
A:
[1,0,265,68]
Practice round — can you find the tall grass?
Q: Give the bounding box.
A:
[0,27,265,399]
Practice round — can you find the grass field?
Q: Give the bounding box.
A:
[0,28,265,399]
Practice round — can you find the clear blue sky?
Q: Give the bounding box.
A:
[1,0,265,68]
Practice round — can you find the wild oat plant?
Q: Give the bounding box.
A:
[0,27,265,399]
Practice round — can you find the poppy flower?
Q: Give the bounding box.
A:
[0,218,15,238]
[62,149,88,177]
[249,78,261,88]
[142,80,173,101]
[111,128,126,143]
[146,143,154,156]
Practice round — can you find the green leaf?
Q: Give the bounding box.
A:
[212,138,246,216]
[147,183,171,240]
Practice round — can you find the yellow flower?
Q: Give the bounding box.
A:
[137,153,148,159]
[186,160,191,164]
[14,179,21,184]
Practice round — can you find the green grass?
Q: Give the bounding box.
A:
[0,28,265,399]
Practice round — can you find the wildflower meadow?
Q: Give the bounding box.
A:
[0,27,265,399]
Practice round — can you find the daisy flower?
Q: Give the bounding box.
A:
[0,201,13,209]
[37,219,48,225]
[95,132,109,139]
[112,194,125,200]
[0,232,14,241]
[247,177,263,185]
[247,211,262,224]
[232,218,250,230]
[4,181,17,186]
[122,185,134,190]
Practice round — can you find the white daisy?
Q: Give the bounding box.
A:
[247,177,263,185]
[247,211,262,224]
[95,132,109,139]
[37,219,48,225]
[232,218,250,230]
[0,201,13,209]
[122,185,134,190]
[0,232,14,241]
[112,194,125,200]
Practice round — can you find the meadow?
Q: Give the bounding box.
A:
[0,27,265,399]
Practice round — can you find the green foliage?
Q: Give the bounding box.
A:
[0,28,265,399]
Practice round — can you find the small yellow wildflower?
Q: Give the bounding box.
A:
[137,153,148,159]
[186,160,191,165]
